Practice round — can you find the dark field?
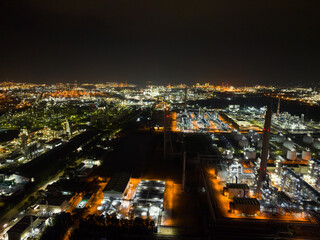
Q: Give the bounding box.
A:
[0,129,19,143]
[94,128,211,237]
[95,130,182,181]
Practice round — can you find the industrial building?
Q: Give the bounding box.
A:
[176,108,231,132]
[103,172,131,199]
[211,105,320,221]
[229,197,260,215]
[38,194,72,213]
[76,193,93,209]
[7,215,47,240]
[132,180,165,222]
[99,179,166,226]
[223,183,250,198]
[0,174,29,198]
[134,180,165,203]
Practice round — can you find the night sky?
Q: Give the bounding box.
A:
[0,1,319,86]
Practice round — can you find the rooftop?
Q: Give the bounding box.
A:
[39,194,72,206]
[103,172,131,194]
[8,215,37,234]
[226,183,250,190]
[232,197,260,206]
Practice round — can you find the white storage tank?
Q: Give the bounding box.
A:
[274,134,285,143]
[287,149,297,161]
[239,137,249,148]
[313,140,320,150]
[283,138,294,149]
[302,149,312,161]
[303,134,314,144]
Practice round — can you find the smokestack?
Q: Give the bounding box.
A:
[277,94,281,116]
[184,87,188,109]
[256,106,272,197]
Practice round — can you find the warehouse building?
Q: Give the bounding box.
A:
[223,183,250,198]
[103,172,131,199]
[229,197,260,215]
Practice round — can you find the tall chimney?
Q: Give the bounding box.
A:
[256,106,272,197]
[277,94,281,116]
[184,87,188,109]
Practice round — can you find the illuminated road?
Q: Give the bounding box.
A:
[124,178,140,201]
[162,180,174,226]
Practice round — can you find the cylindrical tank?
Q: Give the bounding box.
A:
[257,139,263,148]
[313,141,320,150]
[274,134,285,143]
[302,150,312,161]
[303,134,314,144]
[226,150,233,159]
[283,139,294,149]
[252,133,260,143]
[247,130,255,138]
[231,130,238,137]
[287,149,297,161]
[244,150,257,160]
[234,133,243,141]
[239,137,249,148]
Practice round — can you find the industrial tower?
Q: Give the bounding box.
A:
[256,106,272,197]
[184,87,188,109]
[277,94,281,116]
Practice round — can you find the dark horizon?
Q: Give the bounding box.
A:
[0,1,319,86]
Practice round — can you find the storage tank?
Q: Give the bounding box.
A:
[283,138,294,149]
[226,150,233,159]
[252,133,260,143]
[303,134,314,144]
[287,149,297,161]
[257,139,263,148]
[239,137,249,148]
[274,133,285,143]
[244,149,257,160]
[231,130,238,137]
[247,130,255,138]
[313,140,320,150]
[234,133,243,141]
[302,149,312,161]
